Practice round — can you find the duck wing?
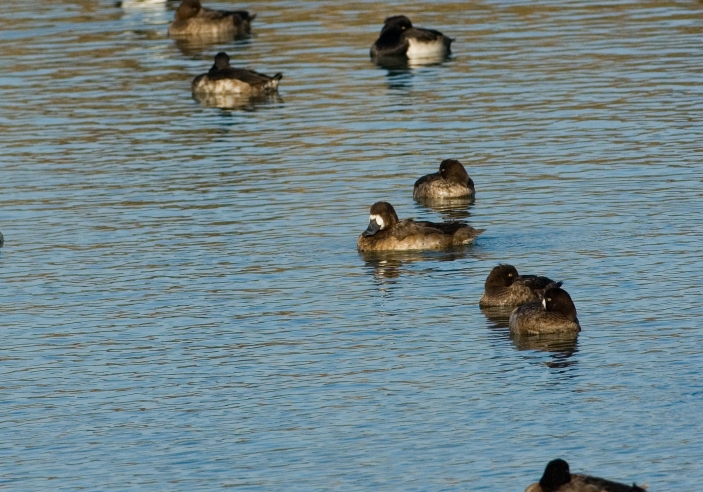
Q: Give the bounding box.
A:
[571,474,647,492]
[425,220,472,235]
[509,302,580,334]
[389,219,439,241]
[200,8,254,22]
[413,172,440,189]
[404,27,447,42]
[517,275,561,291]
[209,67,278,85]
[390,219,468,241]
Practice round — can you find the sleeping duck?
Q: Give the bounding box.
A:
[509,287,581,334]
[357,201,483,252]
[370,15,453,62]
[525,459,647,492]
[413,159,475,200]
[479,264,561,307]
[168,0,255,37]
[192,52,282,96]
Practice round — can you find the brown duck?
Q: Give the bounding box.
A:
[413,159,475,200]
[479,264,561,307]
[192,52,282,96]
[525,459,647,492]
[357,201,483,252]
[168,0,255,37]
[509,287,581,334]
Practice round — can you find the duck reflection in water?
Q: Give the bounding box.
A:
[173,35,251,57]
[193,92,283,110]
[360,249,470,283]
[482,306,579,368]
[384,68,414,90]
[414,195,474,220]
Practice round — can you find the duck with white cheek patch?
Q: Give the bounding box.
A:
[357,201,483,252]
[509,286,580,334]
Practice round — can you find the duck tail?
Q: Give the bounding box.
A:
[234,11,255,22]
[536,281,563,300]
[264,73,283,93]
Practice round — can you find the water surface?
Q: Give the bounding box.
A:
[2,0,703,489]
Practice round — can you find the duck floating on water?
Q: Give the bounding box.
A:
[480,264,561,307]
[357,201,482,252]
[413,159,475,200]
[509,287,581,334]
[168,0,255,37]
[525,459,647,492]
[370,15,453,63]
[192,52,282,96]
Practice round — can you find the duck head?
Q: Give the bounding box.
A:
[213,52,231,70]
[376,15,413,44]
[174,0,201,22]
[539,459,572,491]
[485,264,520,290]
[543,288,578,321]
[362,201,399,237]
[439,159,474,190]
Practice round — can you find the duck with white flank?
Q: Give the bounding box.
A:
[370,15,453,62]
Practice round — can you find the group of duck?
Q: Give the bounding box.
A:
[167,0,455,98]
[163,2,642,490]
[357,157,579,337]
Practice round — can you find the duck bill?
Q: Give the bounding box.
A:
[362,218,381,237]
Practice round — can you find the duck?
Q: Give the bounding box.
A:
[0,230,3,247]
[168,0,255,37]
[370,15,453,61]
[525,459,647,492]
[357,201,483,252]
[479,264,561,307]
[509,287,580,334]
[413,159,475,200]
[192,52,282,96]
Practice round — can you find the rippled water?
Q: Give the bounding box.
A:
[2,0,703,489]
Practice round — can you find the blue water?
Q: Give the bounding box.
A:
[1,0,703,489]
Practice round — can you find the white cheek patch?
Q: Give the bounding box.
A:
[542,298,547,310]
[370,214,385,229]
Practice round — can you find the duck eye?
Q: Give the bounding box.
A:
[508,273,513,277]
[546,297,551,302]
